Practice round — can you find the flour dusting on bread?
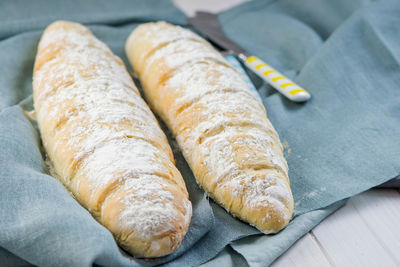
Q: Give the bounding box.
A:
[33,21,191,258]
[126,21,294,234]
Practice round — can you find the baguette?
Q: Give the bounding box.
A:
[33,21,192,258]
[125,22,294,233]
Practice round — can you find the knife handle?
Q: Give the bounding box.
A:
[224,55,260,98]
[240,55,311,102]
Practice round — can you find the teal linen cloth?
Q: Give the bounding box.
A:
[0,0,398,266]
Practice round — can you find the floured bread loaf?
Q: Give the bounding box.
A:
[33,20,192,258]
[125,21,294,233]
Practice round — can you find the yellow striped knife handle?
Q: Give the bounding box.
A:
[240,55,311,102]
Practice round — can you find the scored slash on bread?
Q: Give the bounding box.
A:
[126,21,294,234]
[33,21,192,258]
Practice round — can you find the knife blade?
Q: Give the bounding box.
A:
[188,11,311,102]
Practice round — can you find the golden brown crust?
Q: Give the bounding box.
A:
[33,20,192,258]
[126,21,294,233]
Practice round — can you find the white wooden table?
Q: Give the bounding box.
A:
[173,1,400,266]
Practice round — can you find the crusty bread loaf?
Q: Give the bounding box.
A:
[33,21,192,258]
[125,22,294,233]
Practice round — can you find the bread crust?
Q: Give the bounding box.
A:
[126,21,294,233]
[33,20,192,258]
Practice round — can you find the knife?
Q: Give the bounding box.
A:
[188,11,311,102]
